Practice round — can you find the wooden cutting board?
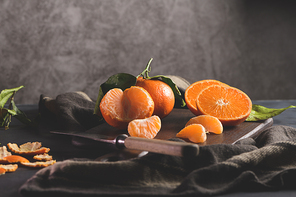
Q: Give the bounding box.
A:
[84,108,273,146]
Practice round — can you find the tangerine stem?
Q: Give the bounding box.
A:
[137,58,153,79]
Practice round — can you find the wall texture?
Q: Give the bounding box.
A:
[1,0,296,104]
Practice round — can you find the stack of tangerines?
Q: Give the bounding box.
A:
[100,76,175,139]
[99,73,252,144]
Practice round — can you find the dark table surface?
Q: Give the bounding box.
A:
[1,100,296,197]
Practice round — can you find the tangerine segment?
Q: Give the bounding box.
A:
[196,85,252,126]
[100,87,154,129]
[176,124,207,143]
[185,115,223,134]
[185,80,229,116]
[128,115,161,139]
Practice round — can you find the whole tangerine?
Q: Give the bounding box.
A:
[136,77,175,119]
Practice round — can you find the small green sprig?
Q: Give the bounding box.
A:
[0,86,33,130]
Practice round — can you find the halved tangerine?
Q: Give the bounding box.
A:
[100,86,154,129]
[176,124,207,143]
[196,85,252,126]
[185,115,223,134]
[185,79,229,116]
[128,115,161,139]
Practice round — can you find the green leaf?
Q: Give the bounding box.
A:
[93,73,137,116]
[0,108,16,129]
[11,100,34,126]
[0,86,24,108]
[246,104,296,121]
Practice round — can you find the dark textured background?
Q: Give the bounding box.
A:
[1,0,296,104]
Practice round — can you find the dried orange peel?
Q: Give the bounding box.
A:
[0,155,29,164]
[0,164,18,173]
[0,146,12,159]
[21,160,56,168]
[0,167,5,175]
[7,142,50,155]
[33,153,53,161]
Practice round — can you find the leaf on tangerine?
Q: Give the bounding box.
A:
[149,75,186,108]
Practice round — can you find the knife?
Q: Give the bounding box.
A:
[50,130,199,158]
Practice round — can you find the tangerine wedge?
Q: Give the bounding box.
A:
[128,115,161,139]
[196,85,252,126]
[185,79,229,116]
[176,124,207,143]
[100,86,154,129]
[185,115,223,134]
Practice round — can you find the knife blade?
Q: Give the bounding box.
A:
[50,130,199,158]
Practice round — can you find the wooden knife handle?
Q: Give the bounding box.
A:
[118,136,199,157]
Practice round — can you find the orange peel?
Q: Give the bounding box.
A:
[21,160,56,168]
[7,142,50,155]
[33,153,53,161]
[0,146,12,159]
[0,164,18,172]
[0,155,29,164]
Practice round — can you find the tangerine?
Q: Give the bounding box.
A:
[185,79,229,116]
[196,85,252,126]
[185,115,223,134]
[99,86,154,129]
[176,124,207,143]
[128,115,161,139]
[136,77,175,119]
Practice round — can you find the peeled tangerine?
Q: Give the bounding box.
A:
[128,115,161,139]
[176,124,207,143]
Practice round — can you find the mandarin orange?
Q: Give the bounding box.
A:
[100,86,154,129]
[185,79,229,116]
[196,85,252,126]
[185,115,223,134]
[128,115,161,139]
[136,77,175,119]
